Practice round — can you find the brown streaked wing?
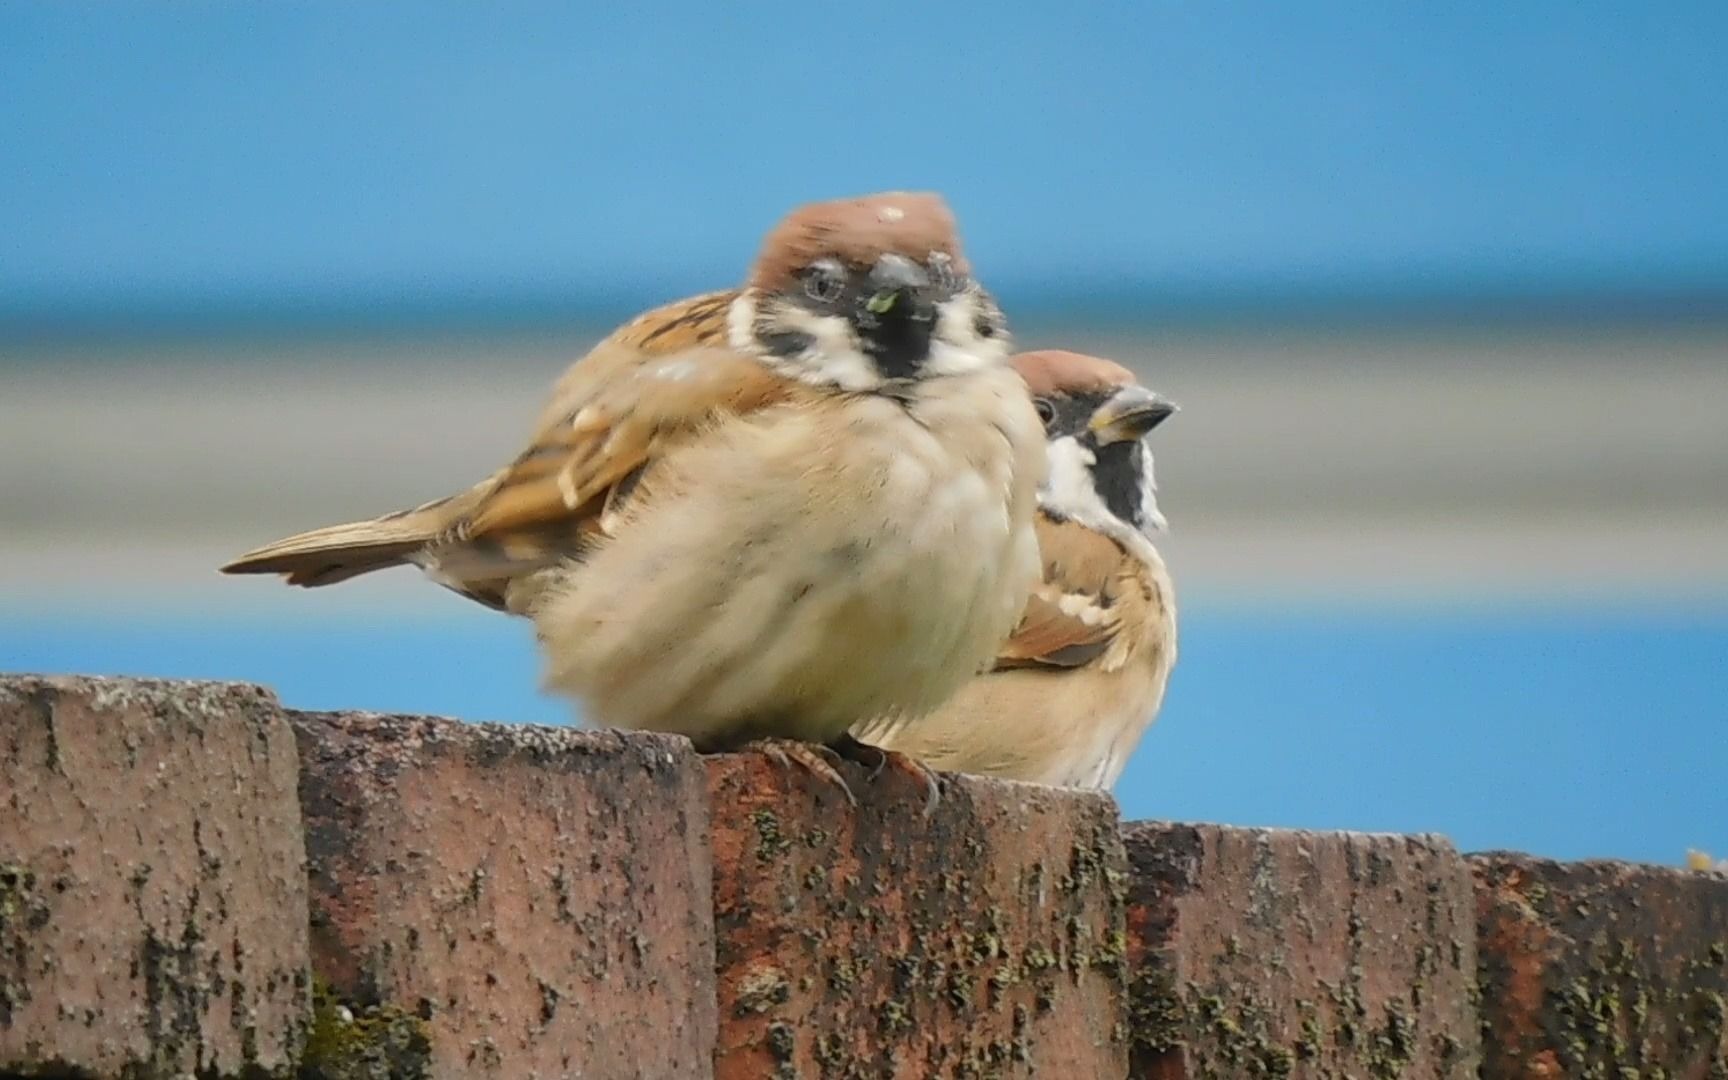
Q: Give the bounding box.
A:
[461,343,790,541]
[991,591,1120,670]
[472,290,742,538]
[990,514,1127,671]
[533,290,739,432]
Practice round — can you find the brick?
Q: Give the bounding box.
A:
[0,675,308,1077]
[293,711,716,1080]
[707,752,1129,1079]
[1471,853,1728,1078]
[1122,822,1480,1078]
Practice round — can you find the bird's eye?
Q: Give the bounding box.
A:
[802,263,845,303]
[1033,398,1056,426]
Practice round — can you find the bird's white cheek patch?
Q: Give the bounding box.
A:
[1042,435,1167,563]
[923,339,996,378]
[1041,437,1100,515]
[924,304,1008,377]
[1138,446,1168,532]
[754,306,878,392]
[726,295,757,352]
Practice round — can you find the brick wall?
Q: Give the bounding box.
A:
[2,674,1724,1079]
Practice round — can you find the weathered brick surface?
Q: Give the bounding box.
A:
[294,710,716,1080]
[0,675,309,1077]
[1471,853,1728,1078]
[707,753,1129,1079]
[1123,822,1480,1078]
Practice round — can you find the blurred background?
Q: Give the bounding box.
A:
[3,4,1724,864]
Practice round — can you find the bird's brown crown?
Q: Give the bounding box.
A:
[1012,350,1138,398]
[748,192,969,291]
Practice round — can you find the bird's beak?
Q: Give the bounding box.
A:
[864,290,899,315]
[1089,385,1178,444]
[864,255,933,320]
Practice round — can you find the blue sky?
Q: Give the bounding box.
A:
[4,3,1726,327]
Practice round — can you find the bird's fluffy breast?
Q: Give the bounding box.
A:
[528,369,1045,744]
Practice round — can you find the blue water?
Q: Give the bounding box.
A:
[3,603,1723,866]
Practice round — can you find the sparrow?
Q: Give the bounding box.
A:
[222,192,1046,798]
[852,349,1178,791]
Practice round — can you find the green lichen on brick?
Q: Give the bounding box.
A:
[0,863,50,1025]
[734,965,792,1017]
[765,1020,797,1063]
[0,864,42,925]
[1129,964,1437,1079]
[944,969,975,1010]
[751,808,791,863]
[1365,1001,1418,1078]
[813,1030,851,1070]
[1060,819,1119,897]
[298,979,431,1080]
[1518,925,1728,1078]
[875,997,912,1036]
[970,905,1006,962]
[1089,929,1130,981]
[716,780,1126,1077]
[1021,943,1057,974]
[826,953,862,993]
[1128,963,1185,1054]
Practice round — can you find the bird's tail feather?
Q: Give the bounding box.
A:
[220,492,470,588]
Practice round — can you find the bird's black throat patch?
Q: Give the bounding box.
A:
[1089,440,1145,528]
[859,309,935,381]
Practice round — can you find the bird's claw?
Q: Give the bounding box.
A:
[746,737,857,807]
[829,734,942,819]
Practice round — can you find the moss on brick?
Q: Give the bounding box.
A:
[750,808,791,864]
[1473,854,1728,1078]
[0,863,50,1027]
[297,980,431,1080]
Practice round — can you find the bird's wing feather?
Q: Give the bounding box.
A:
[991,590,1120,670]
[425,292,794,586]
[990,516,1127,671]
[220,290,750,594]
[460,344,789,539]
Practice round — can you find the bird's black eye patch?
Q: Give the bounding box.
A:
[974,314,999,339]
[1033,397,1057,426]
[1044,391,1107,440]
[758,328,816,357]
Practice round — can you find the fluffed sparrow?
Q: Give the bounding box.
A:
[224,193,1046,797]
[853,349,1177,790]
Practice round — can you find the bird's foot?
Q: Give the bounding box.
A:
[828,733,941,819]
[743,737,856,807]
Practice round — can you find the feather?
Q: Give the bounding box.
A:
[218,489,478,587]
[219,291,791,604]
